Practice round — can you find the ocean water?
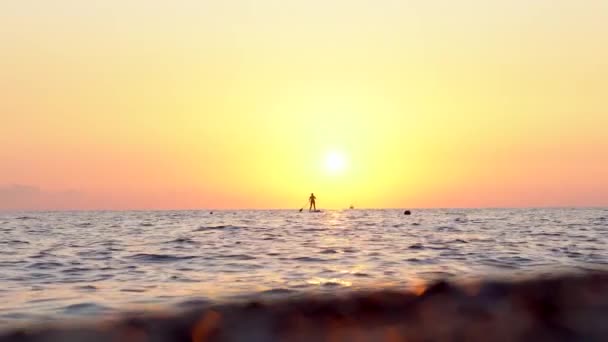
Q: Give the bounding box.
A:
[0,208,607,327]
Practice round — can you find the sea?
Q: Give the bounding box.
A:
[0,208,607,327]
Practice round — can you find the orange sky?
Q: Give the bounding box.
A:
[1,1,607,210]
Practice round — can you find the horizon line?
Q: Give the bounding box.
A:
[1,206,607,213]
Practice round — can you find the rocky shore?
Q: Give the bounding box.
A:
[2,272,608,341]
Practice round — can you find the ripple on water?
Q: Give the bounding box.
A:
[320,249,338,254]
[63,302,113,315]
[437,226,460,232]
[479,258,519,269]
[218,254,256,261]
[166,237,198,244]
[353,272,371,277]
[194,225,240,231]
[0,260,27,267]
[61,267,93,274]
[291,257,328,262]
[321,281,348,287]
[0,240,29,245]
[258,288,296,296]
[120,288,147,293]
[418,271,456,279]
[15,216,37,220]
[77,250,112,261]
[74,285,98,292]
[127,253,198,263]
[176,298,210,308]
[408,243,424,250]
[27,262,64,269]
[302,228,326,232]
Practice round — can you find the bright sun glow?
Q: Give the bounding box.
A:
[325,151,347,174]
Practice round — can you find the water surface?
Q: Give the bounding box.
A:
[0,208,606,326]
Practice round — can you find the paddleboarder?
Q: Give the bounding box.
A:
[309,193,317,212]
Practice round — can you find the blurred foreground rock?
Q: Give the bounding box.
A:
[2,272,608,341]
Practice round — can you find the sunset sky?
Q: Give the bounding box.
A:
[1,1,607,210]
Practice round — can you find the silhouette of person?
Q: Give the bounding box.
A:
[309,193,317,212]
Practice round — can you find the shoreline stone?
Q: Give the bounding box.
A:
[2,272,608,341]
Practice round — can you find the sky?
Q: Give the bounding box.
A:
[1,0,607,210]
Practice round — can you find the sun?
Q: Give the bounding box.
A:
[325,151,347,174]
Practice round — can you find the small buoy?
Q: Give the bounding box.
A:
[404,210,411,215]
